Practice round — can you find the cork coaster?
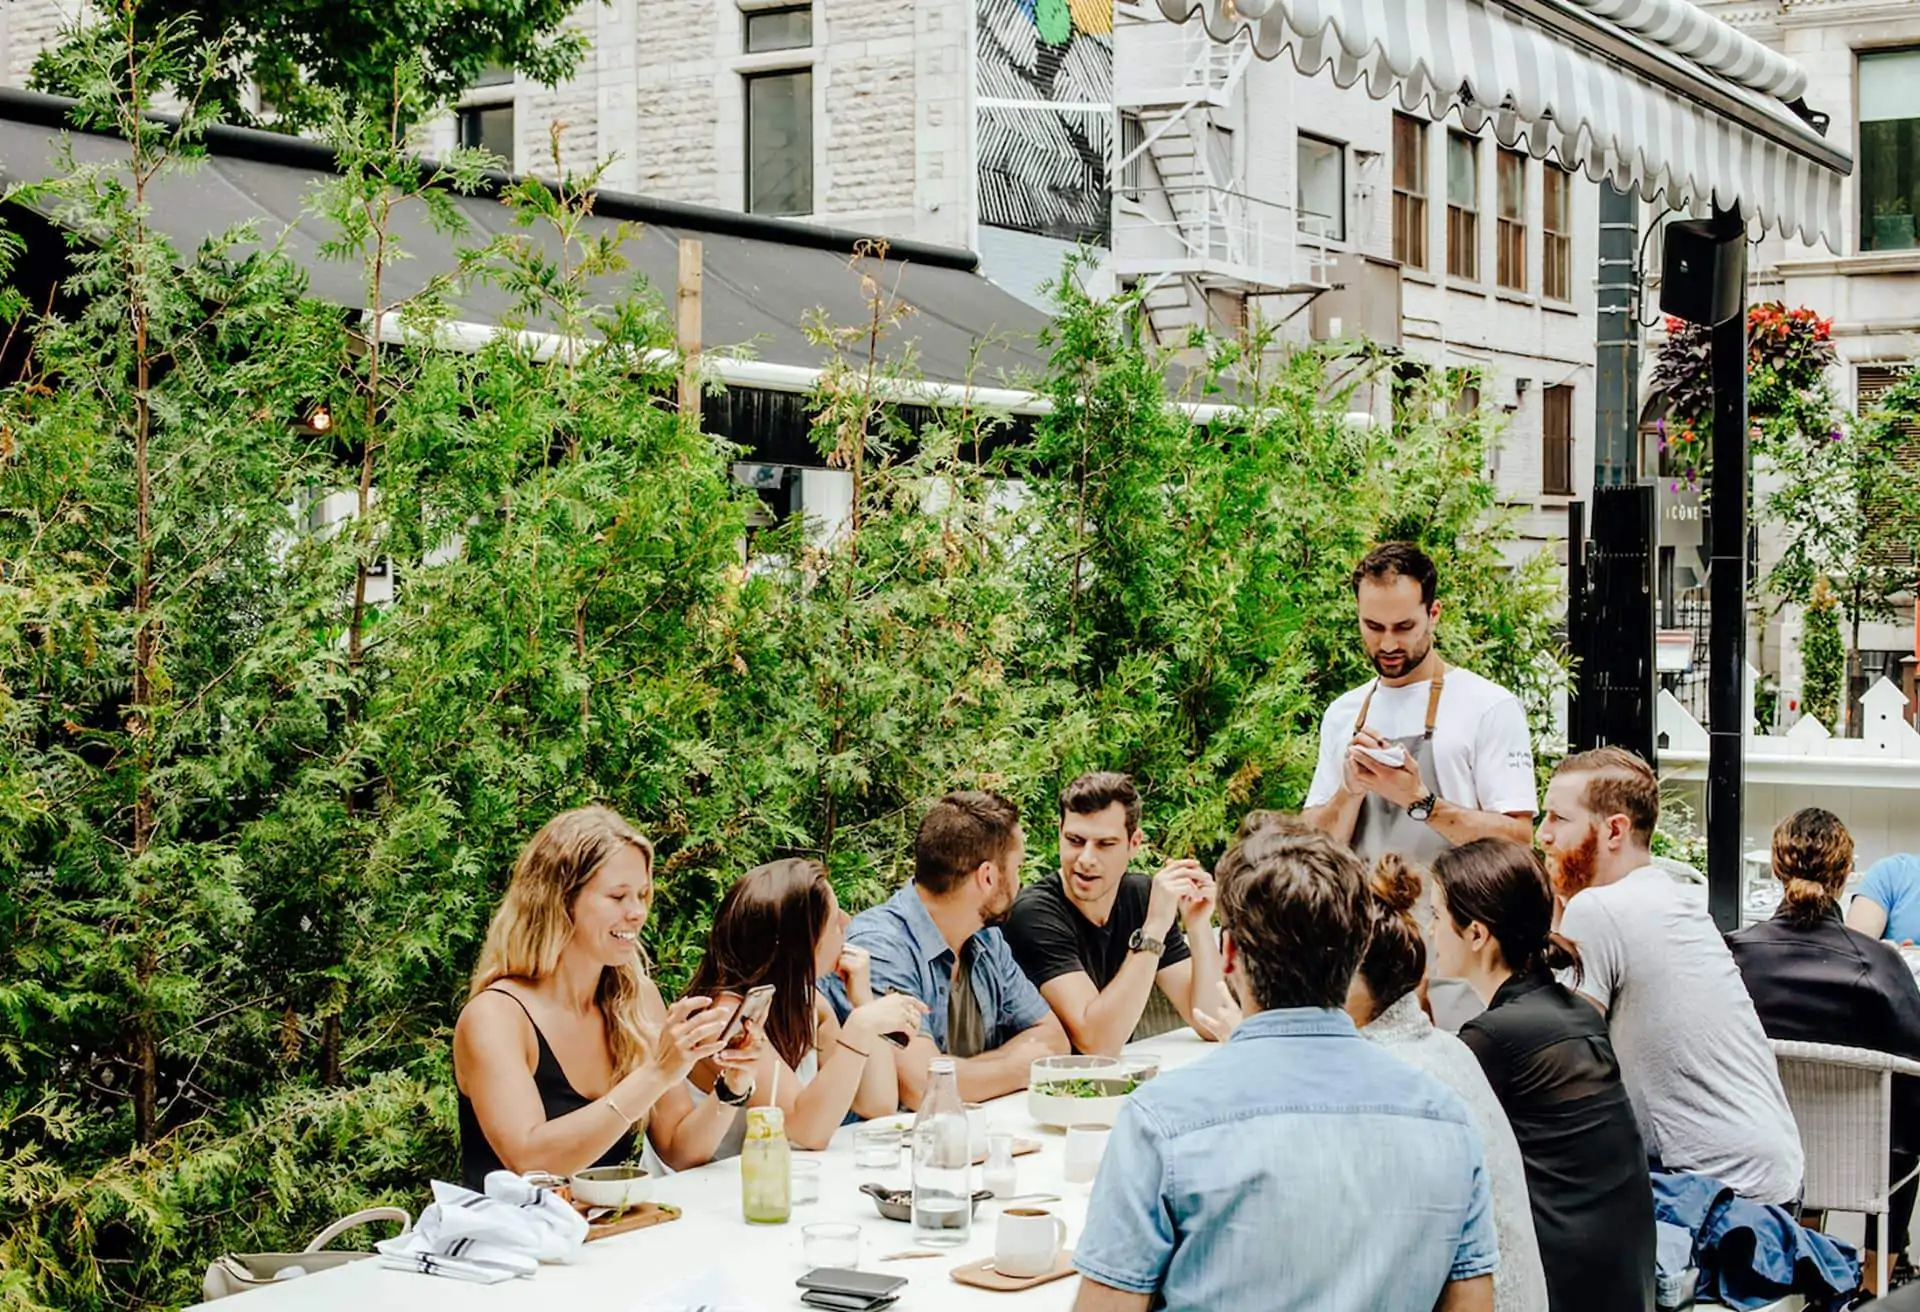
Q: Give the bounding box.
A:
[949,1251,1075,1291]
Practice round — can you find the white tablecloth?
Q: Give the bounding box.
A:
[187,1027,1803,1312]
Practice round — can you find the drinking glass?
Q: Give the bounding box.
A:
[802,1221,862,1270]
[1063,1123,1111,1184]
[790,1157,821,1205]
[853,1123,901,1170]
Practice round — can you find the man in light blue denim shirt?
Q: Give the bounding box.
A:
[823,791,1067,1109]
[1073,826,1499,1312]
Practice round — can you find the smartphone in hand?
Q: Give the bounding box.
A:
[715,983,775,1050]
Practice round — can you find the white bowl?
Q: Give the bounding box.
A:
[1027,1054,1157,1129]
[569,1165,651,1209]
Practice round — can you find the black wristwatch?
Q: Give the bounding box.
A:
[714,1072,754,1107]
[1128,928,1166,957]
[1407,792,1439,823]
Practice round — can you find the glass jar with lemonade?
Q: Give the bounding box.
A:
[741,1105,791,1224]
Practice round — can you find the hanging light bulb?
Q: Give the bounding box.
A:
[306,402,332,433]
[1223,0,1275,20]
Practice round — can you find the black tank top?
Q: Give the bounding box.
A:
[456,987,641,1191]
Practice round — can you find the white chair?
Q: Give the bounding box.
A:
[1772,1039,1920,1297]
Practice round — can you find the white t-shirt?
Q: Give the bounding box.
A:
[1560,866,1803,1204]
[1303,667,1537,815]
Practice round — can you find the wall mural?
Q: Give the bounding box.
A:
[976,0,1112,244]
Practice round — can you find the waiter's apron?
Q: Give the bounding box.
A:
[1349,667,1485,1032]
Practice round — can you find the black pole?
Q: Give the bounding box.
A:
[1705,207,1749,933]
[1568,500,1587,751]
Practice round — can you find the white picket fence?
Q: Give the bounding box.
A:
[1657,673,1920,922]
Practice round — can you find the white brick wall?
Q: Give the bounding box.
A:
[0,0,84,87]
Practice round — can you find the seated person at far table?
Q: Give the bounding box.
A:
[1072,826,1500,1312]
[1730,809,1920,1295]
[1542,748,1803,1205]
[453,806,764,1190]
[1848,850,1920,946]
[1003,772,1229,1056]
[823,790,1068,1109]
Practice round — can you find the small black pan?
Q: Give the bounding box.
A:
[859,1182,993,1222]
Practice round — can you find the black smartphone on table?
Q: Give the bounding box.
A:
[796,1269,906,1301]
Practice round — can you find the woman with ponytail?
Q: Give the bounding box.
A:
[1432,839,1656,1312]
[1347,854,1548,1312]
[1729,809,1920,1291]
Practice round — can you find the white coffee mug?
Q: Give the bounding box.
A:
[995,1207,1067,1278]
[1063,1123,1110,1185]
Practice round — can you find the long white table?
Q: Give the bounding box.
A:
[189,1028,1804,1311]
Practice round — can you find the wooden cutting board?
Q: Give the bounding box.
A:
[584,1201,681,1241]
[950,1251,1076,1291]
[970,1136,1042,1166]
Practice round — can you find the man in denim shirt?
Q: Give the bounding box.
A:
[1073,827,1500,1312]
[824,791,1067,1109]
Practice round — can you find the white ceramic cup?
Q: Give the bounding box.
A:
[1063,1123,1110,1185]
[995,1207,1067,1278]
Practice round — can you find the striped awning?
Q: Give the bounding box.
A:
[1155,0,1849,250]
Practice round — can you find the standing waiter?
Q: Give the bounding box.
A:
[1303,542,1538,1029]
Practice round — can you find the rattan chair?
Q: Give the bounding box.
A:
[1772,1038,1920,1297]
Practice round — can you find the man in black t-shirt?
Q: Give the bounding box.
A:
[1003,772,1228,1055]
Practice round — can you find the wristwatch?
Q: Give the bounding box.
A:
[1407,792,1439,823]
[714,1072,755,1107]
[1128,928,1166,957]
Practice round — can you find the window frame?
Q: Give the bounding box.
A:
[744,66,815,217]
[1446,130,1480,282]
[1297,131,1348,243]
[1496,147,1527,292]
[1543,383,1576,497]
[455,103,516,166]
[1392,113,1428,269]
[1543,165,1573,302]
[744,3,813,54]
[1857,47,1920,255]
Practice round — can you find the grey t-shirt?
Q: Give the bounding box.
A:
[1560,866,1803,1204]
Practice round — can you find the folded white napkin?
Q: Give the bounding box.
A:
[377,1171,590,1282]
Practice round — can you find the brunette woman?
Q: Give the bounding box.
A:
[1729,809,1920,1292]
[1431,838,1657,1312]
[1348,855,1547,1312]
[686,858,927,1152]
[453,806,761,1189]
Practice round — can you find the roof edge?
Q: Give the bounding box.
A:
[0,87,982,273]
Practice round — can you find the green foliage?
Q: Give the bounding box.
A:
[1802,578,1845,733]
[33,3,586,132]
[0,41,1567,1312]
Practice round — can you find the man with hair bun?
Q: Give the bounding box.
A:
[1541,748,1801,1205]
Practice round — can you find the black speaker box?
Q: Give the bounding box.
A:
[1659,218,1747,327]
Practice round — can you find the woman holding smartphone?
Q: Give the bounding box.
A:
[687,859,928,1152]
[454,807,763,1189]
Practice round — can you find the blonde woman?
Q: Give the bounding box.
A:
[454,806,761,1188]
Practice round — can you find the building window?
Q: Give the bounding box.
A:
[746,69,813,216]
[1861,49,1920,252]
[1496,148,1527,291]
[1298,133,1346,242]
[457,104,515,164]
[1857,365,1919,570]
[1392,113,1427,269]
[1447,131,1479,281]
[1543,165,1572,301]
[745,4,812,53]
[1543,384,1575,496]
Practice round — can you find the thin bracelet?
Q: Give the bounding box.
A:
[604,1091,637,1124]
[836,1037,873,1059]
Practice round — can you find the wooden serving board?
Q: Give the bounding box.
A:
[969,1136,1042,1166]
[949,1251,1076,1291]
[583,1201,681,1241]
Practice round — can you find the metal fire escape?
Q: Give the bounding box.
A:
[1111,7,1333,347]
